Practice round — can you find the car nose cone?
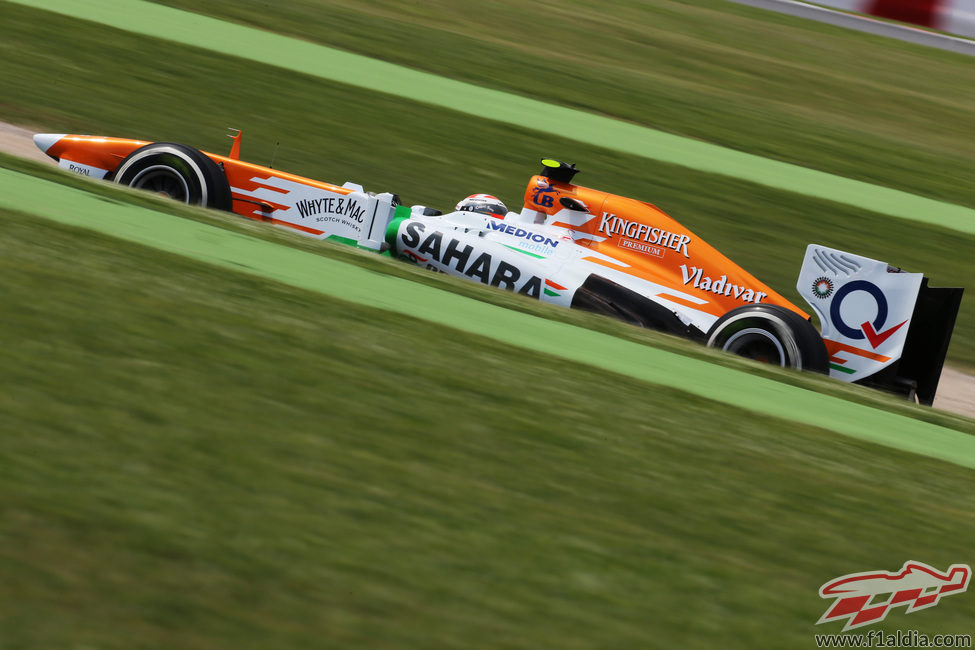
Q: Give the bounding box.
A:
[33,133,66,156]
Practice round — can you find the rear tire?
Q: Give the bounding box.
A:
[706,304,829,372]
[112,142,232,210]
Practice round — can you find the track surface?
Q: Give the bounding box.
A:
[729,0,975,56]
[3,165,974,468]
[8,0,975,235]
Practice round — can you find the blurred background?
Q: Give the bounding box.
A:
[1,1,973,647]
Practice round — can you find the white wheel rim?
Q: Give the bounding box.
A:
[722,327,787,367]
[129,164,191,202]
[114,145,209,204]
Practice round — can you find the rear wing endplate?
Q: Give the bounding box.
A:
[797,244,962,405]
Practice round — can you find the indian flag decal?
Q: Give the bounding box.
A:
[824,340,892,377]
[544,279,567,297]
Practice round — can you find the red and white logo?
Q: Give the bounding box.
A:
[817,561,970,631]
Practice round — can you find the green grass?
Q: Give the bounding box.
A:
[144,0,975,210]
[0,5,972,368]
[2,4,974,646]
[2,211,974,649]
[16,0,975,235]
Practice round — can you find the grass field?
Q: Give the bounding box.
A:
[145,0,975,210]
[2,0,975,647]
[2,211,974,649]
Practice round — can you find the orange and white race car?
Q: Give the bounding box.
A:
[33,132,963,404]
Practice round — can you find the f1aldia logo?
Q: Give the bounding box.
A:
[817,561,970,631]
[829,280,908,349]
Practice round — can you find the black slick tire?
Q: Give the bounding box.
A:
[706,304,829,372]
[112,142,232,210]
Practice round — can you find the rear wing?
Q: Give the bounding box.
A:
[797,245,962,405]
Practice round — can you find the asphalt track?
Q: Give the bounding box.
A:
[7,0,975,236]
[3,166,974,470]
[730,0,975,57]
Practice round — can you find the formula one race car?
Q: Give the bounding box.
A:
[33,132,963,404]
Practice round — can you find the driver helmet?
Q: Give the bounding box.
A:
[455,194,508,216]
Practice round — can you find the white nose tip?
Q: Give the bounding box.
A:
[33,133,66,155]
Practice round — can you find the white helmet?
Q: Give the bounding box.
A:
[455,194,507,216]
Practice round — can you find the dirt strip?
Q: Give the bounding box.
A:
[3,120,971,419]
[0,122,54,163]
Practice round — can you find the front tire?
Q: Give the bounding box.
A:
[706,304,829,372]
[112,142,232,210]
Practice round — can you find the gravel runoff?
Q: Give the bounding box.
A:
[3,120,972,418]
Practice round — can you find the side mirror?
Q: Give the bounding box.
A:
[559,196,588,212]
